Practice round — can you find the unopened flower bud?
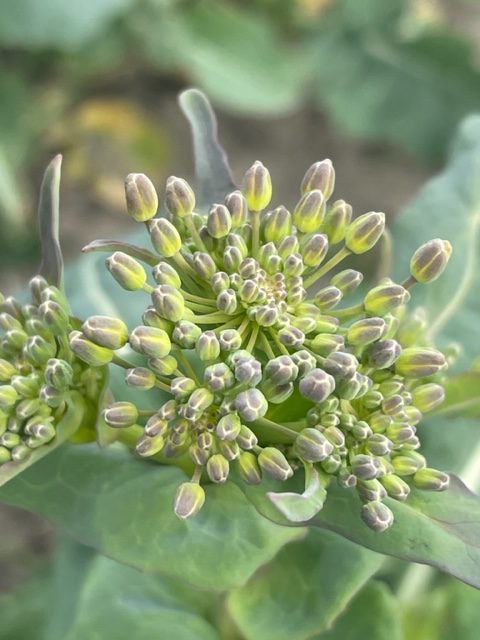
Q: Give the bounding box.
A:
[103,402,139,428]
[367,339,401,369]
[0,359,17,381]
[315,286,342,309]
[165,176,195,218]
[136,433,165,457]
[172,321,201,349]
[295,428,334,462]
[263,206,292,244]
[129,325,171,358]
[236,451,262,484]
[147,218,181,257]
[39,300,70,332]
[23,335,57,366]
[82,315,129,350]
[299,368,335,403]
[351,454,382,480]
[106,252,147,291]
[395,348,447,378]
[125,367,156,390]
[207,204,232,238]
[152,262,181,288]
[187,388,214,414]
[125,173,158,222]
[264,355,298,384]
[204,363,235,392]
[44,358,73,390]
[216,289,237,315]
[330,269,363,294]
[0,385,18,409]
[225,190,248,227]
[242,161,272,211]
[391,454,424,476]
[380,474,410,501]
[258,447,293,481]
[301,233,329,267]
[301,159,335,199]
[151,285,185,322]
[291,350,317,375]
[323,199,352,244]
[364,283,410,316]
[413,467,449,491]
[278,326,305,348]
[210,271,230,294]
[410,239,452,283]
[235,388,268,422]
[412,383,445,413]
[365,434,393,456]
[174,482,205,519]
[171,376,196,401]
[357,479,387,502]
[347,317,386,346]
[219,329,242,352]
[345,212,385,254]
[207,453,230,483]
[144,414,169,437]
[293,190,325,233]
[361,501,394,532]
[323,351,358,379]
[69,331,113,367]
[236,424,258,450]
[216,413,241,440]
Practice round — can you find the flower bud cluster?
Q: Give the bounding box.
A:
[86,162,452,530]
[0,277,103,466]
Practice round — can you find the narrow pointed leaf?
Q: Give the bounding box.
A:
[38,154,64,287]
[267,465,327,523]
[82,239,159,266]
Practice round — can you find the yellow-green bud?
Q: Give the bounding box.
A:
[103,402,139,428]
[258,447,293,481]
[347,317,386,346]
[11,374,40,398]
[147,218,182,257]
[174,482,205,519]
[357,479,387,502]
[391,454,424,476]
[410,239,452,284]
[125,173,158,222]
[44,358,74,390]
[263,206,292,244]
[23,335,57,366]
[207,453,230,483]
[0,359,17,381]
[395,348,447,378]
[301,233,329,267]
[152,262,182,288]
[204,362,235,392]
[216,289,238,315]
[129,325,171,358]
[412,383,444,413]
[207,204,232,238]
[0,446,11,463]
[301,159,335,199]
[242,161,272,211]
[413,467,449,491]
[380,474,411,501]
[310,333,344,357]
[219,329,242,352]
[69,330,113,367]
[345,211,385,254]
[29,275,49,304]
[224,190,248,227]
[236,451,262,484]
[39,300,70,332]
[361,501,394,532]
[315,286,342,309]
[165,176,195,218]
[82,315,129,350]
[0,385,18,410]
[171,376,196,401]
[136,433,165,457]
[125,367,156,390]
[193,252,217,280]
[216,413,241,441]
[295,428,334,462]
[106,252,147,291]
[151,285,185,322]
[293,189,325,233]
[323,199,352,244]
[364,283,410,316]
[367,339,401,369]
[330,269,363,294]
[196,330,221,362]
[236,424,258,449]
[149,355,178,376]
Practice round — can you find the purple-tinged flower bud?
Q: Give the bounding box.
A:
[147,218,181,257]
[395,348,447,379]
[347,317,386,346]
[413,468,449,491]
[130,325,171,358]
[103,402,139,428]
[380,474,411,501]
[357,479,387,502]
[330,269,363,294]
[410,239,452,284]
[315,286,343,310]
[152,262,182,288]
[351,454,382,480]
[82,315,129,350]
[361,501,394,532]
[301,233,329,268]
[196,330,221,362]
[345,212,385,254]
[301,159,335,199]
[106,252,147,291]
[365,434,393,456]
[277,234,300,259]
[258,447,293,481]
[242,161,272,212]
[165,176,195,218]
[291,350,317,375]
[39,300,70,332]
[125,367,156,390]
[193,252,217,280]
[172,321,201,349]
[264,355,299,384]
[207,453,230,483]
[364,283,410,316]
[174,482,205,519]
[323,351,358,379]
[204,363,235,392]
[225,190,248,227]
[295,428,334,462]
[236,424,258,450]
[234,358,262,386]
[151,285,185,322]
[216,413,241,441]
[69,331,113,367]
[278,326,305,348]
[236,451,262,484]
[293,189,325,233]
[323,199,352,244]
[235,388,268,422]
[44,358,73,391]
[264,206,292,244]
[367,339,401,369]
[219,329,242,352]
[216,289,238,315]
[207,204,232,238]
[135,433,165,457]
[299,368,335,403]
[125,173,158,222]
[411,383,445,413]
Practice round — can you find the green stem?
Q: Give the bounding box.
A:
[268,328,289,355]
[185,214,208,252]
[401,275,417,290]
[304,246,351,288]
[329,303,364,319]
[174,347,200,384]
[254,417,299,440]
[246,323,259,353]
[259,331,276,360]
[192,312,241,324]
[251,212,260,258]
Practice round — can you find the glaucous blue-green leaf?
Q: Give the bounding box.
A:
[0,444,304,592]
[0,0,135,50]
[227,529,384,640]
[316,581,401,640]
[38,155,64,288]
[0,573,50,640]
[237,473,480,589]
[45,537,218,640]
[311,0,480,158]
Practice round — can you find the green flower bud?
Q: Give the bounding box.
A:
[365,434,393,456]
[258,447,293,481]
[124,173,158,222]
[357,479,387,502]
[193,252,217,280]
[361,501,394,532]
[130,325,171,358]
[1,295,23,320]
[309,333,344,357]
[323,425,345,447]
[315,314,339,333]
[187,387,214,414]
[0,359,17,381]
[263,206,292,244]
[386,423,416,445]
[364,283,410,316]
[103,402,139,428]
[277,234,299,259]
[299,368,335,403]
[323,351,358,379]
[345,212,385,254]
[295,428,334,462]
[152,263,182,291]
[382,394,405,416]
[106,252,147,291]
[235,388,268,422]
[82,315,129,350]
[242,161,272,211]
[29,275,49,304]
[330,269,363,294]
[301,233,329,268]
[236,451,262,484]
[204,363,235,392]
[219,329,242,352]
[412,383,444,413]
[223,245,243,272]
[367,339,401,369]
[261,380,294,404]
[410,239,452,283]
[0,446,11,463]
[323,200,352,244]
[189,442,210,466]
[0,312,22,332]
[0,431,21,448]
[142,308,173,333]
[301,159,335,199]
[283,253,304,277]
[136,433,165,457]
[151,285,185,322]
[174,482,205,519]
[216,289,237,315]
[144,414,169,437]
[351,454,382,480]
[171,376,196,401]
[11,374,40,398]
[395,348,447,378]
[380,474,411,501]
[315,286,342,310]
[234,358,262,387]
[293,189,325,233]
[23,335,57,366]
[171,321,200,350]
[4,328,28,351]
[125,367,156,390]
[10,444,31,462]
[347,317,386,346]
[236,424,258,449]
[44,359,74,390]
[165,176,195,218]
[211,271,230,294]
[194,330,219,362]
[391,454,424,476]
[147,218,181,257]
[0,385,18,410]
[39,382,65,408]
[216,413,241,441]
[207,453,230,483]
[38,300,70,332]
[207,204,232,238]
[413,467,449,491]
[225,190,248,227]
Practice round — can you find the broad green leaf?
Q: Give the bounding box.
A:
[0,0,135,50]
[317,581,401,640]
[0,573,50,640]
[38,155,64,288]
[433,372,480,418]
[0,444,304,591]
[392,114,480,368]
[227,529,384,640]
[179,88,235,212]
[237,473,480,589]
[311,0,480,158]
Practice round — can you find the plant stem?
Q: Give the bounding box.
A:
[304,246,351,288]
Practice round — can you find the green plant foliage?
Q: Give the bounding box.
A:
[226,529,384,640]
[0,444,304,592]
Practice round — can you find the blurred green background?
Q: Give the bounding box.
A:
[0,0,479,637]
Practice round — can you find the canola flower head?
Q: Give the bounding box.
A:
[84,158,453,532]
